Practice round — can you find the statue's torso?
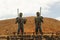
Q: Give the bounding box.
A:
[16,17,25,24]
[35,16,43,25]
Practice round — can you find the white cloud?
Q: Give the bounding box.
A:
[55,17,60,21]
[0,0,60,20]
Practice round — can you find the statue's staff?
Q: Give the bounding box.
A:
[40,7,42,16]
[17,8,19,17]
[16,9,26,35]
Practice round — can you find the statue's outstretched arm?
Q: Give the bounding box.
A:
[15,18,18,24]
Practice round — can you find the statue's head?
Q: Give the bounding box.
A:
[36,12,40,17]
[19,12,23,17]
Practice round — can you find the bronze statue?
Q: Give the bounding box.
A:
[15,12,26,35]
[35,12,43,35]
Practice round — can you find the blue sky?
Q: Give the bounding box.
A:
[0,0,60,20]
[47,2,60,18]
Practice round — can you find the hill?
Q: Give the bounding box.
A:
[0,17,60,35]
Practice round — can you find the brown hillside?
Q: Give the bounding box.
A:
[0,17,60,35]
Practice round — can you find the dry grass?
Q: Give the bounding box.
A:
[0,17,60,35]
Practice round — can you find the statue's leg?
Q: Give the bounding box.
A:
[21,27,24,35]
[17,24,20,34]
[39,26,43,35]
[35,26,38,35]
[21,26,24,40]
[39,26,43,40]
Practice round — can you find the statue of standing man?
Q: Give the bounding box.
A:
[35,12,43,35]
[15,12,26,35]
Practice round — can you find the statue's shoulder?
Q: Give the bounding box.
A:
[40,16,43,19]
[22,17,25,19]
[16,17,23,20]
[16,17,18,19]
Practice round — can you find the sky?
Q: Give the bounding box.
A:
[0,0,60,20]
